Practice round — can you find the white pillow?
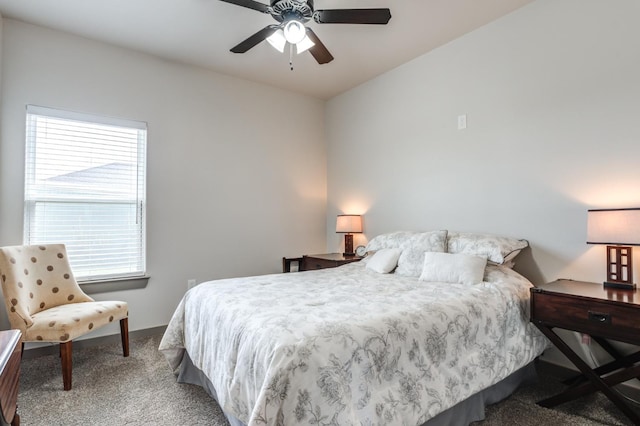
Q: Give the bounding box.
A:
[366,248,402,274]
[365,231,416,252]
[395,230,447,277]
[446,232,528,265]
[418,252,487,285]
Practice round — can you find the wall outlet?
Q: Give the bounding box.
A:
[187,279,197,290]
[457,114,467,130]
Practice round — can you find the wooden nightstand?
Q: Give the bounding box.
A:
[301,253,362,271]
[0,330,22,426]
[283,253,362,272]
[530,279,640,423]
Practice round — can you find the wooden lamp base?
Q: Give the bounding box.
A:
[604,245,636,290]
[343,234,355,256]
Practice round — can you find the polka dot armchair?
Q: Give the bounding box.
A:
[0,244,129,390]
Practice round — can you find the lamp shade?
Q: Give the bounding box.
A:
[266,29,286,53]
[295,35,315,54]
[587,208,640,246]
[336,215,362,233]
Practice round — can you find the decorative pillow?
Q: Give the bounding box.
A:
[365,248,402,274]
[365,231,416,253]
[395,230,448,277]
[418,252,487,285]
[446,232,528,265]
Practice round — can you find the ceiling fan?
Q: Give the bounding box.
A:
[220,0,392,65]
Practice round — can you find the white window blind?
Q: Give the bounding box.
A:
[24,105,147,281]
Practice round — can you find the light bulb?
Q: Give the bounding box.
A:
[283,20,306,44]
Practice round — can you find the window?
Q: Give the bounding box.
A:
[24,105,147,282]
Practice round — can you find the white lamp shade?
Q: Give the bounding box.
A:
[296,35,315,54]
[336,215,363,233]
[587,208,640,246]
[266,29,286,53]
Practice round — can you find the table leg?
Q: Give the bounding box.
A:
[535,324,640,424]
[562,339,640,386]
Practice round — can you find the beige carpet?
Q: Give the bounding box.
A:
[17,334,635,425]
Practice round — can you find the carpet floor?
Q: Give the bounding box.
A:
[16,334,638,425]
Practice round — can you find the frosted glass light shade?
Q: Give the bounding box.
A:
[296,35,315,54]
[266,29,286,53]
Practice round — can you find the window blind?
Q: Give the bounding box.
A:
[24,105,147,281]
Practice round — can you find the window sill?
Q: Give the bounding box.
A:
[79,275,149,295]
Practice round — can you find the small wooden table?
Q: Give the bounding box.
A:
[283,253,362,272]
[530,279,640,424]
[301,253,363,271]
[0,330,22,426]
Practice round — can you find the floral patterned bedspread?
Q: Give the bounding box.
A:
[159,262,548,426]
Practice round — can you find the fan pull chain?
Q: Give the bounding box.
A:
[289,43,294,71]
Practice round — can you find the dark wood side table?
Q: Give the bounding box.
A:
[530,279,640,424]
[283,253,362,272]
[0,330,22,426]
[301,253,363,271]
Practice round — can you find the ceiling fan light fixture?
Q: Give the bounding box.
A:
[266,29,287,53]
[283,20,306,44]
[296,34,315,54]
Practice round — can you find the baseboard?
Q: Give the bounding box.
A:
[536,359,640,403]
[21,325,167,360]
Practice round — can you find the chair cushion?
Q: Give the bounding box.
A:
[25,301,128,342]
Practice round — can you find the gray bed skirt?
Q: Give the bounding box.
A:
[177,353,537,426]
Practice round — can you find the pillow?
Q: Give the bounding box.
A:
[365,248,402,274]
[446,232,528,265]
[395,230,448,277]
[419,252,487,285]
[365,231,417,253]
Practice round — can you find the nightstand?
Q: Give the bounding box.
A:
[530,279,640,424]
[0,330,22,426]
[283,253,362,272]
[301,253,362,271]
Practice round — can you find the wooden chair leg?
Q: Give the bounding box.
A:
[60,341,72,391]
[120,318,129,357]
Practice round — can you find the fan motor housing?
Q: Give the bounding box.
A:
[270,0,314,22]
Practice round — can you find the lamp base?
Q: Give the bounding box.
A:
[343,252,356,257]
[343,234,354,256]
[603,281,636,290]
[605,245,634,289]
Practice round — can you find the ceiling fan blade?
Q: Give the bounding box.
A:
[230,26,277,53]
[314,8,391,24]
[219,0,269,14]
[306,28,334,64]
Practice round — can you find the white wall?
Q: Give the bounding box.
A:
[325,0,640,368]
[0,13,3,137]
[0,20,328,335]
[326,0,640,286]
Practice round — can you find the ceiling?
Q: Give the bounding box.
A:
[0,0,534,100]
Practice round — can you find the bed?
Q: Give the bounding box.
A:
[159,230,549,425]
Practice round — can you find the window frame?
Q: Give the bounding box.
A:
[23,105,148,283]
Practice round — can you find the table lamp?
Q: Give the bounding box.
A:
[336,214,362,256]
[587,208,640,289]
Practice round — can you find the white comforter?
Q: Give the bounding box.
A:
[159,262,548,425]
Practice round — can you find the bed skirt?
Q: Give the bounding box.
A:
[176,352,537,426]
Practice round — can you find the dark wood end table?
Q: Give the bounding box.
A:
[0,330,22,426]
[530,279,640,424]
